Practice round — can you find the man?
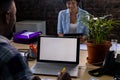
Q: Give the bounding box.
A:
[0,0,71,80]
[0,0,41,80]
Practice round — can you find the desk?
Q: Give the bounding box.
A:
[11,42,113,80]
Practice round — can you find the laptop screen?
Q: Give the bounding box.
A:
[37,36,80,64]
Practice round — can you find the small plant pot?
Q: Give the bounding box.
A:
[86,41,111,66]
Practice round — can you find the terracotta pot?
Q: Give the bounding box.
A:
[86,41,111,65]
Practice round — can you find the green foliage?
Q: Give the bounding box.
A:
[82,14,120,44]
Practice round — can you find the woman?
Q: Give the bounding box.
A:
[57,0,89,42]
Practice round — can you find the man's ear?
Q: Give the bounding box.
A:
[5,11,10,24]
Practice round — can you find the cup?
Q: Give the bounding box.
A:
[111,39,118,57]
[111,39,118,51]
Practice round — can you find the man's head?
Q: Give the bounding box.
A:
[0,0,16,39]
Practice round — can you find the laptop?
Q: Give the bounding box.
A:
[31,36,80,77]
[64,33,83,37]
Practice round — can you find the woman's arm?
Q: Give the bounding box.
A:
[57,11,63,35]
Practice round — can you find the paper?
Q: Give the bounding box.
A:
[21,32,35,38]
[41,78,54,80]
[80,44,87,50]
[80,43,120,51]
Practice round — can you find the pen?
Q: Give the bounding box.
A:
[61,67,66,74]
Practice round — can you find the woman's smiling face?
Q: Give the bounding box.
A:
[66,0,78,13]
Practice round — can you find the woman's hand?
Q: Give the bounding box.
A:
[58,33,64,37]
[80,36,87,44]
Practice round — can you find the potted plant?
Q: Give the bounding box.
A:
[82,14,120,65]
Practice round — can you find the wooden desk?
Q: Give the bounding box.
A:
[11,42,113,80]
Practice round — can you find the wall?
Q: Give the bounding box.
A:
[15,0,120,40]
[82,0,120,18]
[15,0,65,35]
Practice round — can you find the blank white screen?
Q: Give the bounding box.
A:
[39,37,77,62]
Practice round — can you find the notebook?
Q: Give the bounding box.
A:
[31,36,80,77]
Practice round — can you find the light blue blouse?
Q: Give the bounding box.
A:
[57,7,89,36]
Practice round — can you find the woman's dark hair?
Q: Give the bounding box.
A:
[63,0,80,5]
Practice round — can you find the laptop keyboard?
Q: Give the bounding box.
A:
[31,62,79,77]
[33,62,78,70]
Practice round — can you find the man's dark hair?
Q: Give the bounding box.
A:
[0,0,14,23]
[63,0,80,5]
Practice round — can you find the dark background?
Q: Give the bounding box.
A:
[14,0,120,41]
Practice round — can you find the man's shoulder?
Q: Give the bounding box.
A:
[0,41,18,54]
[0,42,20,63]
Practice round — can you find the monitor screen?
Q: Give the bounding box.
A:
[37,36,80,64]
